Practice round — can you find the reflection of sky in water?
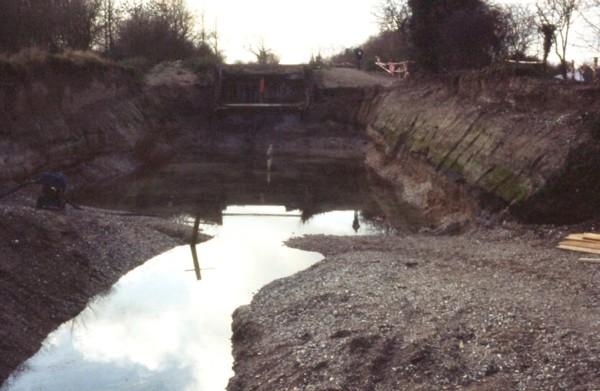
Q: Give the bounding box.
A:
[2,207,380,391]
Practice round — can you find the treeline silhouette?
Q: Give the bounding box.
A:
[334,0,585,76]
[0,0,221,66]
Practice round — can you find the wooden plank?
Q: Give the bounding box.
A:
[582,233,600,241]
[579,258,600,264]
[560,240,600,250]
[565,233,600,241]
[558,245,600,255]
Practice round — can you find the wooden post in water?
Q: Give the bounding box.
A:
[190,216,202,280]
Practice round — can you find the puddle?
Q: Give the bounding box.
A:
[2,155,387,391]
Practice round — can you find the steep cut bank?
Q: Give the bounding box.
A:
[0,55,211,188]
[364,73,600,225]
[0,62,390,187]
[1,56,142,184]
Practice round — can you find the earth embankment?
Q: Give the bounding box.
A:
[1,55,143,185]
[363,73,600,225]
[0,55,210,188]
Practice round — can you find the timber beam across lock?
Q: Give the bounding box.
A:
[214,102,307,111]
[214,64,313,113]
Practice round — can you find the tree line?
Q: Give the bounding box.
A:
[336,0,595,77]
[0,0,221,65]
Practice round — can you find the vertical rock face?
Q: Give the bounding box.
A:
[364,74,600,224]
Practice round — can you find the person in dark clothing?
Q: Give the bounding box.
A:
[352,210,360,233]
[354,48,364,70]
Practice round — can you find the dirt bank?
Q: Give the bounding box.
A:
[228,225,600,390]
[0,54,212,189]
[363,73,600,226]
[0,193,209,385]
[0,60,389,187]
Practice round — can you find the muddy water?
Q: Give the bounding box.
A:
[2,155,387,391]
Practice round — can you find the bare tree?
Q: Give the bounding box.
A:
[248,41,280,65]
[97,0,121,54]
[115,0,196,62]
[57,0,103,50]
[576,0,600,51]
[374,0,410,32]
[0,0,103,53]
[536,0,582,77]
[501,4,538,59]
[0,0,24,52]
[197,13,220,55]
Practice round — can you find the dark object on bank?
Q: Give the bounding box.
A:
[354,48,364,70]
[0,172,69,210]
[35,172,67,210]
[352,211,360,233]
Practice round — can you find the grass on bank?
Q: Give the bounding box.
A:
[0,47,128,81]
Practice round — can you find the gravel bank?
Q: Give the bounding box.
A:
[228,226,600,390]
[0,194,209,385]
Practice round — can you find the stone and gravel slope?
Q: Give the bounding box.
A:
[228,227,600,391]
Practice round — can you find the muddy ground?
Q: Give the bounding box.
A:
[228,223,600,391]
[0,192,209,385]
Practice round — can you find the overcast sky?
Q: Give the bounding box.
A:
[189,0,384,63]
[188,0,598,64]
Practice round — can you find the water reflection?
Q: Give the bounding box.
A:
[73,155,374,225]
[2,207,381,391]
[190,217,202,280]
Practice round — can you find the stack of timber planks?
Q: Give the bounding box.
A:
[558,233,600,255]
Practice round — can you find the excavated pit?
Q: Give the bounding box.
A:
[2,63,600,390]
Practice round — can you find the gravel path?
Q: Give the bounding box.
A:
[228,226,600,390]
